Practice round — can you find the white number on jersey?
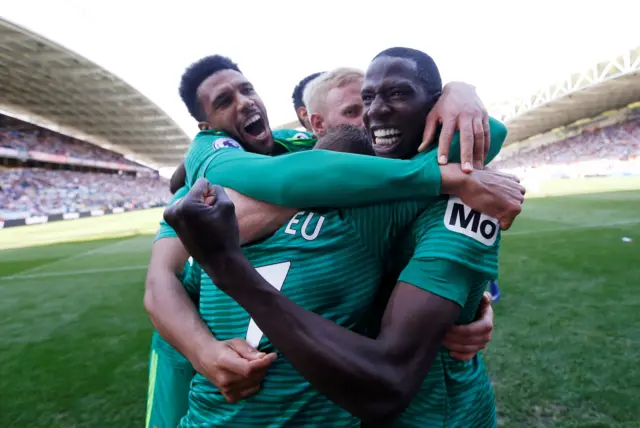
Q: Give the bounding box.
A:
[245,262,292,347]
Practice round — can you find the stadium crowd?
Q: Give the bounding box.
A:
[493,120,640,170]
[0,115,139,166]
[0,168,170,220]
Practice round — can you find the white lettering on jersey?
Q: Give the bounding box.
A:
[300,213,325,241]
[444,196,498,246]
[284,212,305,235]
[246,262,291,347]
[213,138,244,151]
[284,211,325,241]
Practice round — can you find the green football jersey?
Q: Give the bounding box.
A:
[272,128,316,154]
[384,196,500,428]
[146,259,200,428]
[183,129,316,188]
[156,186,187,239]
[181,201,432,428]
[153,187,202,361]
[155,186,201,299]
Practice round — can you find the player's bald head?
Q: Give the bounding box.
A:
[313,124,374,156]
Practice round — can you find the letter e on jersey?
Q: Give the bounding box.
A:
[444,196,499,246]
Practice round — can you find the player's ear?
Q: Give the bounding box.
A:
[310,113,325,137]
[198,122,212,131]
[297,106,308,124]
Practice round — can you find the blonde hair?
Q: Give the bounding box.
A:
[303,67,364,115]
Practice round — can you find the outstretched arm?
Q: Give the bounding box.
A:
[194,117,507,209]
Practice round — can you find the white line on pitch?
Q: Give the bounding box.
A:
[504,218,640,236]
[6,237,142,278]
[0,265,148,281]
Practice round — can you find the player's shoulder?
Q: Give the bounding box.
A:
[183,130,247,187]
[412,196,500,275]
[192,130,245,152]
[272,128,317,152]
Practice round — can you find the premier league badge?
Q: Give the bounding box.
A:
[213,138,244,151]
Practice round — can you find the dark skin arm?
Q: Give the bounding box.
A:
[209,257,460,424]
[164,181,468,424]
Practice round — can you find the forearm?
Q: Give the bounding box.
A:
[145,272,213,363]
[206,117,506,208]
[198,252,409,423]
[144,241,215,366]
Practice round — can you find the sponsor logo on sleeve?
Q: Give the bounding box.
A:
[444,196,499,246]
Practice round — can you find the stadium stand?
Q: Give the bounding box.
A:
[1,115,141,166]
[0,17,183,229]
[493,119,640,170]
[0,113,170,225]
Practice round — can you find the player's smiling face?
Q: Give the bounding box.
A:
[361,56,432,159]
[196,69,274,154]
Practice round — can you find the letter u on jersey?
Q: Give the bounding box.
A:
[284,211,326,241]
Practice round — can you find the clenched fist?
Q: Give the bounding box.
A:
[163,178,241,264]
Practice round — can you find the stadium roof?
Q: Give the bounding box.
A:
[491,46,640,144]
[0,17,190,168]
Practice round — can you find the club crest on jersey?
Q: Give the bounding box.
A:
[292,132,309,140]
[213,138,244,151]
[444,196,499,246]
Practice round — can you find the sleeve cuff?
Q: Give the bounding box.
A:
[398,258,471,307]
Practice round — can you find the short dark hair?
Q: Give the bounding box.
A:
[179,55,241,122]
[314,125,375,156]
[169,162,186,194]
[373,47,442,97]
[292,72,324,121]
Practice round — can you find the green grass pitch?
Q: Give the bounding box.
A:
[1,178,639,427]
